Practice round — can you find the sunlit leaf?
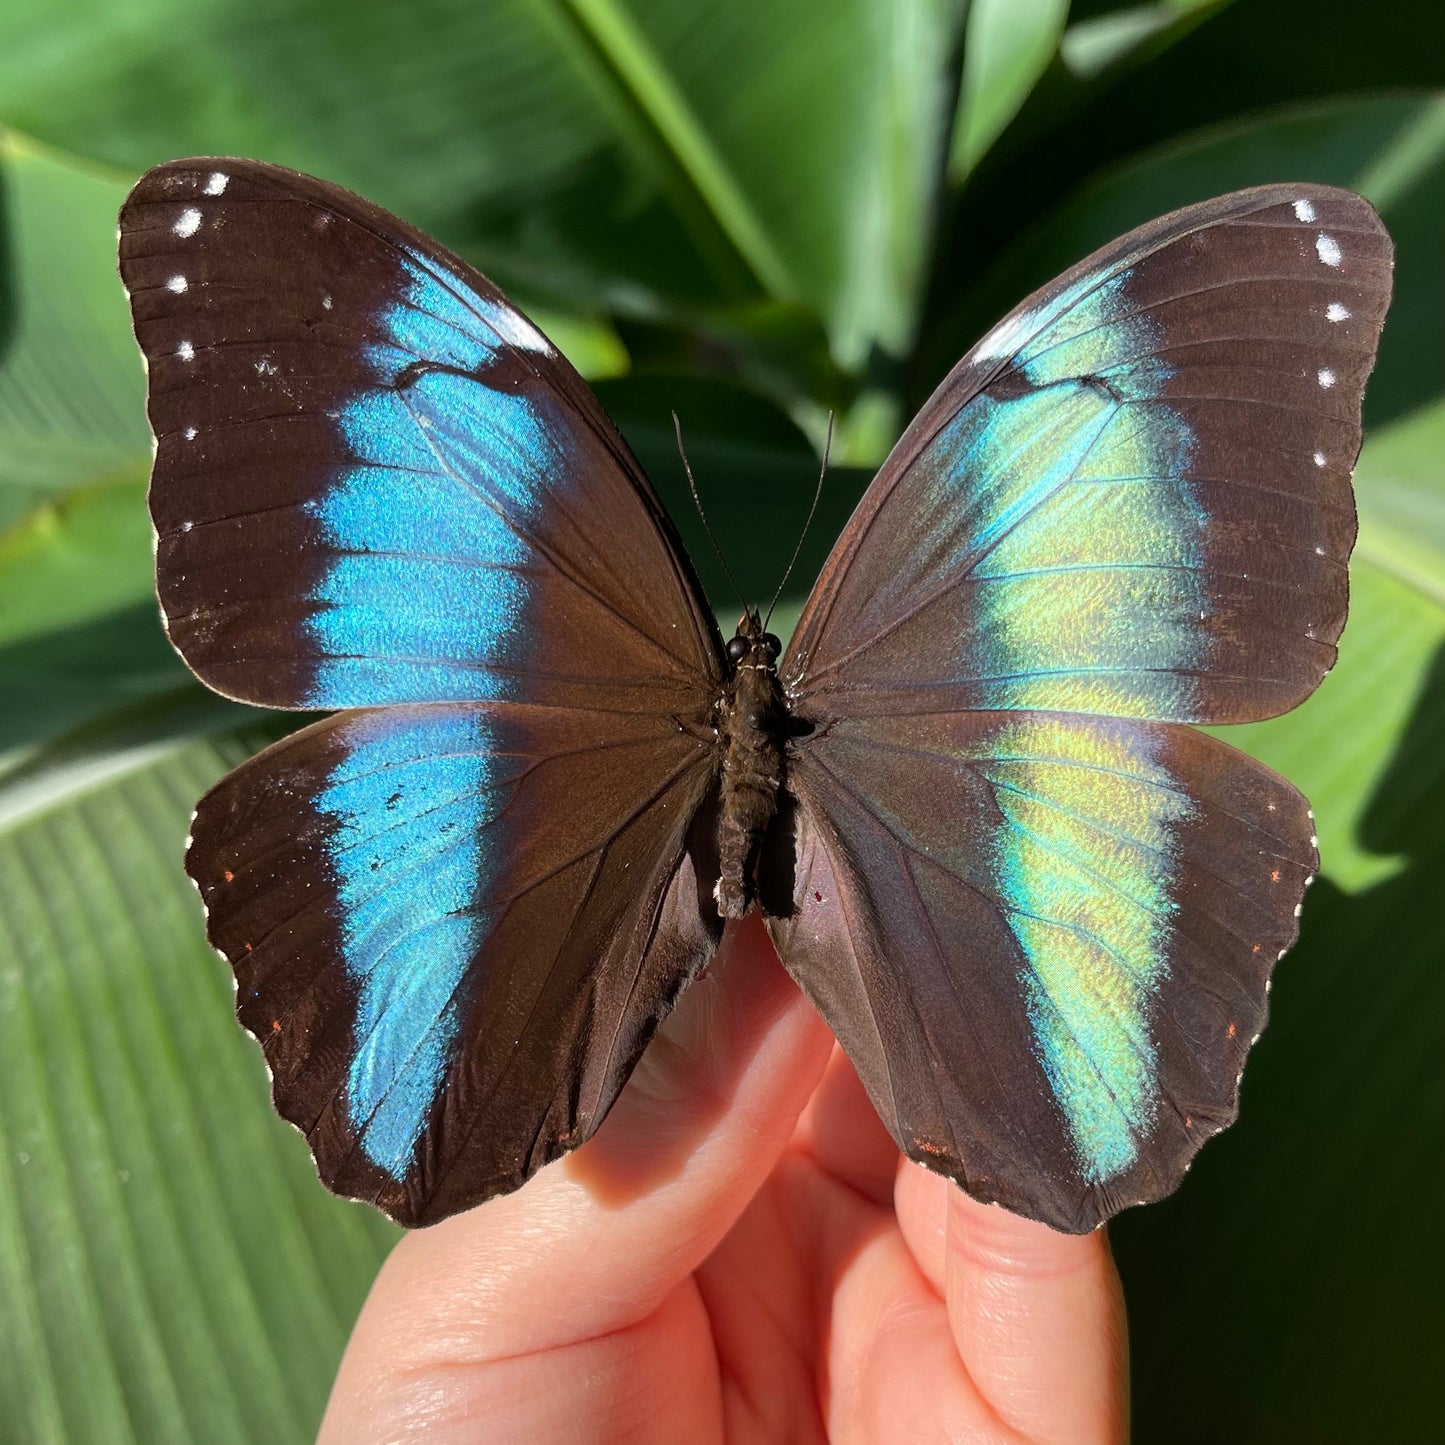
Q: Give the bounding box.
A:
[0,0,960,365]
[950,0,1068,180]
[0,134,146,531]
[0,697,398,1445]
[1060,0,1224,79]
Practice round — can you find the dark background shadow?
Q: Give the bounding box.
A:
[1115,642,1445,1443]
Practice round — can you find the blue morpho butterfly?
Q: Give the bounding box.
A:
[118,161,1391,1231]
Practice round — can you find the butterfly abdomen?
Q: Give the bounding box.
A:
[716,612,788,917]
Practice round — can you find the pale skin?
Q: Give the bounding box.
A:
[319,913,1129,1444]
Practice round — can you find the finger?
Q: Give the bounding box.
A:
[790,1044,900,1205]
[822,1225,983,1445]
[795,1166,980,1444]
[322,914,832,1399]
[893,1159,951,1294]
[938,1186,1129,1445]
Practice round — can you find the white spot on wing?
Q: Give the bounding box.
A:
[1326,301,1350,322]
[174,208,202,239]
[973,306,1039,362]
[1313,450,1328,468]
[255,357,278,376]
[203,172,229,196]
[183,426,198,441]
[166,274,188,294]
[321,293,333,310]
[1316,233,1342,267]
[483,303,553,354]
[177,340,195,361]
[1318,367,1337,388]
[1293,197,1317,222]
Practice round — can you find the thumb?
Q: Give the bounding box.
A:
[321,913,832,1433]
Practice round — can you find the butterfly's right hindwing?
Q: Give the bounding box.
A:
[193,702,721,1226]
[767,712,1314,1233]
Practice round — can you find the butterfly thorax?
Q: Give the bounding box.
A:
[716,610,786,918]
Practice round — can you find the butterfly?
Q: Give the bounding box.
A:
[118,160,1392,1232]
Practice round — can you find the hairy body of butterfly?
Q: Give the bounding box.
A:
[716,609,788,918]
[120,160,1392,1233]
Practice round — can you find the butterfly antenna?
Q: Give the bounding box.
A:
[765,411,833,630]
[674,412,748,615]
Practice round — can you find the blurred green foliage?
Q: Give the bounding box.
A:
[0,2,1441,1440]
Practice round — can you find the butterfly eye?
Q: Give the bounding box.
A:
[762,633,782,658]
[726,636,749,664]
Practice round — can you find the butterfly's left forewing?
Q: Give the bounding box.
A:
[772,185,1391,1230]
[789,185,1391,724]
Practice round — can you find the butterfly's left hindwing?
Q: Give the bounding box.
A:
[192,703,720,1226]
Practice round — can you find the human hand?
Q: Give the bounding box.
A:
[318,913,1129,1444]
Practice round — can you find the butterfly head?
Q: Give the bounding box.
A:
[725,608,782,675]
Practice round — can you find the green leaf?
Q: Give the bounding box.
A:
[1059,0,1224,80]
[993,96,1445,1445]
[0,484,153,648]
[1214,401,1445,896]
[1219,555,1444,893]
[0,0,961,365]
[950,0,1068,180]
[1353,398,1445,610]
[599,373,870,627]
[0,139,191,752]
[930,93,1445,424]
[0,133,147,531]
[1115,646,1445,1445]
[0,697,398,1445]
